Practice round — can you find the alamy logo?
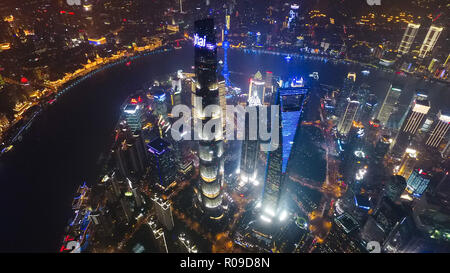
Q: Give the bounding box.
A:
[366,0,381,5]
[67,0,81,5]
[170,99,280,152]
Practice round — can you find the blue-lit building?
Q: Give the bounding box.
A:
[406,168,432,197]
[261,85,308,221]
[148,138,177,190]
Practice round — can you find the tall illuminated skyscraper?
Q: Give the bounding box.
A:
[418,25,443,58]
[397,23,420,55]
[193,19,224,219]
[377,84,402,126]
[336,73,356,118]
[391,96,430,156]
[148,138,177,190]
[261,86,308,222]
[123,96,144,133]
[337,94,360,136]
[425,110,450,148]
[240,104,259,185]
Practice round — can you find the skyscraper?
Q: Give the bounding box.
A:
[151,194,174,230]
[385,175,407,203]
[391,96,430,156]
[240,104,260,184]
[397,148,418,180]
[336,73,356,118]
[359,93,377,124]
[123,96,145,133]
[377,84,402,126]
[264,71,274,101]
[248,71,265,104]
[337,94,360,136]
[148,138,177,190]
[406,168,432,197]
[261,86,308,221]
[418,25,443,58]
[425,110,450,148]
[193,19,224,219]
[113,128,147,178]
[375,135,392,162]
[397,23,420,55]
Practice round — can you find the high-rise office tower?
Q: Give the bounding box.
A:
[337,94,360,136]
[113,128,147,178]
[193,19,224,219]
[375,135,392,162]
[336,73,356,118]
[261,86,308,222]
[123,96,144,133]
[359,94,377,124]
[265,71,273,99]
[374,197,407,238]
[366,119,381,145]
[397,23,420,55]
[151,194,174,230]
[418,25,443,58]
[248,71,265,104]
[406,168,432,197]
[377,84,402,126]
[391,96,430,156]
[382,214,419,253]
[147,138,177,190]
[397,148,418,179]
[425,110,450,148]
[152,87,168,119]
[240,104,259,184]
[360,197,407,248]
[385,175,407,203]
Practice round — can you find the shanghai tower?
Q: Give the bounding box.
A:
[193,19,224,220]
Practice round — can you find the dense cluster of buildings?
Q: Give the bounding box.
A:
[0,1,448,253]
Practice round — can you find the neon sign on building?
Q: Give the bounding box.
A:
[194,33,215,50]
[194,34,207,47]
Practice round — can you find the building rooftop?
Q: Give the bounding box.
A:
[148,138,170,155]
[335,213,359,234]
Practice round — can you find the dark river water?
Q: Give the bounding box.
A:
[0,46,448,252]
